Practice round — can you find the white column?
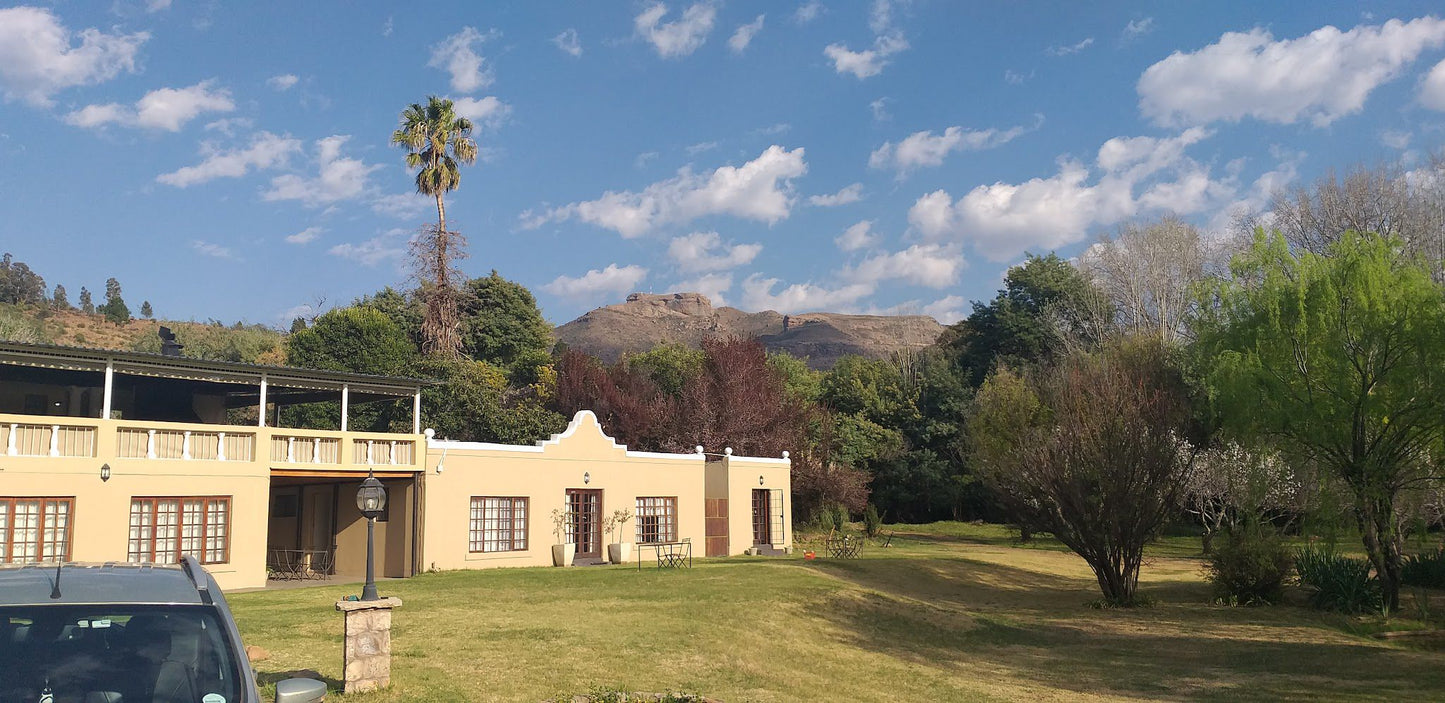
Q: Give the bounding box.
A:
[101,360,114,419]
[6,424,16,456]
[413,390,422,435]
[48,425,59,457]
[390,440,398,465]
[287,436,295,463]
[183,430,193,460]
[258,373,268,428]
[146,429,157,459]
[312,437,321,463]
[340,384,349,432]
[217,432,226,461]
[366,440,374,465]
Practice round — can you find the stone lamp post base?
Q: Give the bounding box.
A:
[335,596,403,693]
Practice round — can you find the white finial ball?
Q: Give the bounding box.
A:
[423,428,435,439]
[695,445,705,455]
[782,451,790,459]
[724,447,733,455]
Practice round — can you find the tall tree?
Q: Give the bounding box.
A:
[391,96,478,358]
[0,253,46,306]
[1079,216,1222,343]
[140,300,153,319]
[78,287,94,315]
[51,284,70,311]
[1198,230,1445,610]
[99,277,130,324]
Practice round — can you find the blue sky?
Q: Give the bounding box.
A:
[2,1,1444,327]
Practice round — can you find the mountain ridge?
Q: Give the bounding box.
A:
[554,292,946,369]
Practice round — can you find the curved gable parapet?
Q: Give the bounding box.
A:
[427,410,705,462]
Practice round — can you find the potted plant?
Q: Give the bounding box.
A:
[550,508,576,567]
[605,508,634,564]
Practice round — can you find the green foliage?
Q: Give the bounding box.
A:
[460,271,554,368]
[1295,545,1383,613]
[813,503,849,533]
[944,253,1110,386]
[1205,526,1293,605]
[863,504,882,538]
[286,306,416,376]
[130,323,284,363]
[413,356,565,445]
[1402,548,1445,589]
[78,287,94,314]
[624,343,703,397]
[0,304,46,343]
[0,253,46,306]
[767,351,822,403]
[391,96,478,200]
[1197,230,1445,610]
[140,301,153,319]
[50,284,69,311]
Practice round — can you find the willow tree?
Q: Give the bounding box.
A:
[1197,230,1445,610]
[391,96,477,358]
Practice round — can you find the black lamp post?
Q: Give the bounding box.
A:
[356,472,387,601]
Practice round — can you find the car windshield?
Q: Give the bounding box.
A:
[0,605,245,703]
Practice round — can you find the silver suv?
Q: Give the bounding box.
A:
[0,557,325,703]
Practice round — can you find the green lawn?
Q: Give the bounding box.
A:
[230,523,1445,702]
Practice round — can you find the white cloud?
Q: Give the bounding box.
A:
[1139,18,1445,127]
[667,231,762,272]
[751,123,791,136]
[729,15,765,54]
[523,145,807,238]
[553,28,582,57]
[382,17,393,37]
[372,191,433,218]
[686,140,720,155]
[146,0,172,11]
[328,231,406,267]
[285,226,323,245]
[835,220,877,251]
[824,30,908,79]
[671,272,732,305]
[869,118,1040,174]
[263,136,381,207]
[1122,18,1154,40]
[267,74,299,91]
[451,95,510,127]
[203,117,252,136]
[907,128,1224,261]
[809,183,864,207]
[1380,129,1412,149]
[157,132,302,187]
[870,97,891,121]
[635,151,660,168]
[635,3,717,59]
[794,1,823,24]
[429,26,495,93]
[0,7,149,107]
[921,295,966,325]
[844,243,964,289]
[740,274,874,314]
[1004,69,1033,85]
[1047,37,1094,56]
[65,80,234,131]
[1422,58,1445,111]
[869,0,895,34]
[544,264,649,301]
[191,240,236,259]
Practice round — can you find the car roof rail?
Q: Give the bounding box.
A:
[179,555,214,604]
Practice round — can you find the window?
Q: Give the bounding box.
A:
[635,497,677,544]
[128,497,230,565]
[469,497,528,553]
[0,497,73,563]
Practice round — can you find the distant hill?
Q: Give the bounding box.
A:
[555,292,946,369]
[0,305,285,364]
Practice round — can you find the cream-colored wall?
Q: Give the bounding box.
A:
[422,412,708,570]
[0,412,424,591]
[723,457,793,553]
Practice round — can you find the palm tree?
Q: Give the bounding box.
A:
[391,96,478,358]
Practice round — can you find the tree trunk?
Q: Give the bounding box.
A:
[1201,527,1214,555]
[1358,491,1403,612]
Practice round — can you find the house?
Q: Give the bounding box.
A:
[0,340,792,590]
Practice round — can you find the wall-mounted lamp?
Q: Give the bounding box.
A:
[759,475,765,486]
[583,471,591,485]
[100,463,111,482]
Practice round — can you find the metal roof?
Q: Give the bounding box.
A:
[0,562,207,606]
[0,339,426,396]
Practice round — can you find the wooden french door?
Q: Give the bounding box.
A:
[566,489,603,559]
[752,489,771,546]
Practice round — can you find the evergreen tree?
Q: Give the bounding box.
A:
[289,317,307,334]
[51,285,70,311]
[141,301,153,319]
[79,287,95,315]
[99,277,130,324]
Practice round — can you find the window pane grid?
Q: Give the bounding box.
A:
[128,496,230,564]
[635,497,677,544]
[0,498,73,563]
[469,497,527,553]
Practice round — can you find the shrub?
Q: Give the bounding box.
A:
[863,504,882,538]
[1205,527,1292,605]
[1295,544,1383,613]
[1402,547,1445,589]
